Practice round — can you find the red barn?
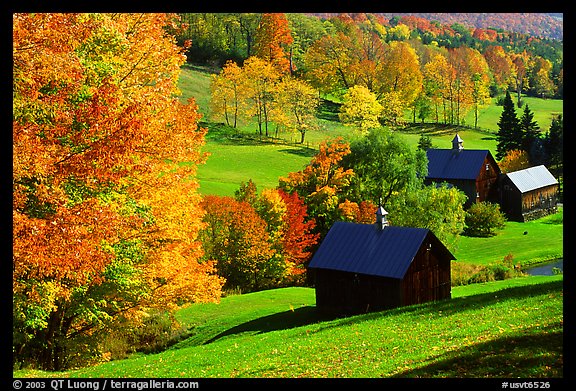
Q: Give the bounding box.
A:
[308,207,455,316]
[425,134,501,208]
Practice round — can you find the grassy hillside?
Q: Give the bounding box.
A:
[195,124,315,196]
[177,66,562,197]
[15,275,563,378]
[453,207,563,267]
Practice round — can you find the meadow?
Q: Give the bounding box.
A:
[453,207,563,267]
[178,65,562,197]
[14,274,563,378]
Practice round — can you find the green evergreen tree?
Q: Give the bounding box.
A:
[519,103,540,154]
[417,134,433,151]
[496,91,522,160]
[545,114,563,168]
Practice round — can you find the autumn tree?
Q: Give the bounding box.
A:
[498,149,531,173]
[241,56,281,137]
[254,13,294,75]
[445,47,480,126]
[529,56,555,98]
[375,41,423,117]
[244,182,319,281]
[209,60,246,128]
[200,195,279,292]
[272,76,319,143]
[13,13,224,370]
[423,52,455,124]
[276,189,320,281]
[303,32,357,95]
[510,50,530,107]
[338,85,383,134]
[483,45,514,95]
[227,183,319,287]
[278,138,354,238]
[467,48,492,128]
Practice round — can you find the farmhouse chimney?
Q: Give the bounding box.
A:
[452,133,464,151]
[375,203,389,230]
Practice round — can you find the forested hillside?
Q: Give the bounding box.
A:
[311,13,563,40]
[176,13,563,107]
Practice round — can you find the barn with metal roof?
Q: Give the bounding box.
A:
[498,165,559,221]
[308,207,455,315]
[425,134,500,207]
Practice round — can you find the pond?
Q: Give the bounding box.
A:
[523,259,563,276]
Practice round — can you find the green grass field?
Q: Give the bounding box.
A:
[454,207,563,267]
[196,129,315,196]
[177,66,562,197]
[14,275,563,378]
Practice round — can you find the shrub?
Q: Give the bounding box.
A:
[451,253,523,286]
[464,201,507,237]
[99,310,188,361]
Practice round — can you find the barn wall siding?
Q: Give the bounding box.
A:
[476,156,500,204]
[313,234,451,315]
[314,269,402,315]
[401,237,451,306]
[499,176,559,222]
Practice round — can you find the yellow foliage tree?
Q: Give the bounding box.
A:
[338,85,383,134]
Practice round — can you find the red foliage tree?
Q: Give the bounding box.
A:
[278,189,320,277]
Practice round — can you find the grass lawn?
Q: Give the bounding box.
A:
[454,208,563,268]
[14,275,563,378]
[466,95,563,133]
[196,126,316,196]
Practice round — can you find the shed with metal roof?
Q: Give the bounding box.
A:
[425,134,500,207]
[498,165,559,222]
[308,214,455,315]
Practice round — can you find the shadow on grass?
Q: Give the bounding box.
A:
[201,280,562,347]
[203,306,338,345]
[391,325,563,378]
[316,98,341,122]
[278,147,318,157]
[309,280,563,333]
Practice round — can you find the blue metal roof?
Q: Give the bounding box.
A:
[426,149,492,180]
[308,222,454,279]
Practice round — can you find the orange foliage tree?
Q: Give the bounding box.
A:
[277,189,320,279]
[199,195,278,292]
[226,182,319,287]
[254,13,294,75]
[13,13,223,370]
[278,138,355,238]
[498,149,531,173]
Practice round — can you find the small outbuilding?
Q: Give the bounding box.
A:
[425,134,501,208]
[308,207,455,315]
[498,165,559,222]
